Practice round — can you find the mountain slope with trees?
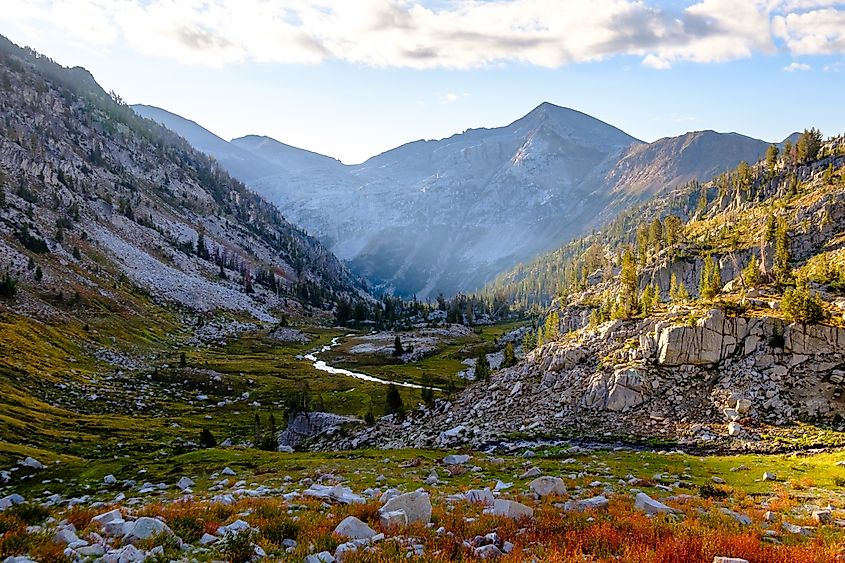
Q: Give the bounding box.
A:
[0,35,369,325]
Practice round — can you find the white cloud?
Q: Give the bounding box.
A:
[440,93,459,104]
[782,61,812,71]
[3,0,845,69]
[773,7,845,56]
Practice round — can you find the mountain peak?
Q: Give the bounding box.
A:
[511,102,642,148]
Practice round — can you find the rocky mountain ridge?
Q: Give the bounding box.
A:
[134,103,771,298]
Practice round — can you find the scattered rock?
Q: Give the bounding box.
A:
[334,516,377,540]
[475,544,504,558]
[633,492,677,516]
[19,457,44,470]
[565,495,609,512]
[529,476,566,497]
[123,517,173,544]
[782,521,812,536]
[519,467,541,479]
[466,488,495,505]
[379,491,432,527]
[812,510,832,525]
[176,476,194,491]
[489,499,534,519]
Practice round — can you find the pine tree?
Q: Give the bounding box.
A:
[619,247,638,318]
[544,311,559,341]
[699,254,721,299]
[72,246,81,260]
[0,270,16,299]
[765,213,777,243]
[502,342,517,368]
[474,352,490,381]
[796,127,823,164]
[385,383,404,415]
[669,273,689,303]
[781,279,825,324]
[34,265,42,282]
[742,254,761,287]
[392,335,404,357]
[522,330,537,352]
[774,218,792,286]
[640,284,658,316]
[196,231,210,260]
[420,376,435,406]
[765,144,779,174]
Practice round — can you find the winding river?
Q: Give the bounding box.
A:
[304,336,439,390]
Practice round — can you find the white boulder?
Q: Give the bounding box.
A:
[334,516,377,539]
[529,476,566,497]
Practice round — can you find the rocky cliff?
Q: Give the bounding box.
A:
[329,307,845,452]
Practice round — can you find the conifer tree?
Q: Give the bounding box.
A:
[393,335,404,357]
[385,383,404,416]
[669,273,689,303]
[420,376,435,406]
[699,254,721,299]
[781,279,825,324]
[619,247,638,318]
[522,330,537,352]
[742,254,761,287]
[640,284,658,316]
[765,144,779,174]
[502,342,517,368]
[774,218,792,286]
[0,270,16,299]
[474,352,490,381]
[796,128,822,164]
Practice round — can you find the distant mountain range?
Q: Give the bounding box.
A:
[134,102,783,298]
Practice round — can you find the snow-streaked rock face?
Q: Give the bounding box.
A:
[137,102,770,298]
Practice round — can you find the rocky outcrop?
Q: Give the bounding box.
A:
[785,324,845,356]
[326,307,845,452]
[585,367,646,412]
[648,310,779,366]
[277,412,359,449]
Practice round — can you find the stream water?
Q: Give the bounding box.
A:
[304,336,437,390]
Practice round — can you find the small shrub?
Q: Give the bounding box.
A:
[260,519,299,546]
[0,270,16,299]
[199,428,216,448]
[8,503,50,525]
[169,514,205,543]
[781,283,826,324]
[219,530,257,563]
[699,483,732,500]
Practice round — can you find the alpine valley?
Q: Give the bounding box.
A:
[1,33,845,563]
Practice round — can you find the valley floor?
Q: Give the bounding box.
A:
[1,447,844,562]
[1,313,844,561]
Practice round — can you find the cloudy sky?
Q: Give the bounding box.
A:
[2,0,844,163]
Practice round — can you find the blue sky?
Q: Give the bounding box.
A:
[1,0,844,164]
